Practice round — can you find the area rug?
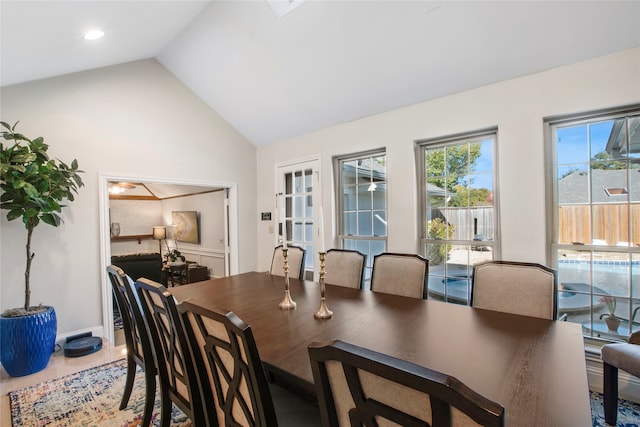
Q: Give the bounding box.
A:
[8,359,640,426]
[590,390,640,426]
[113,304,123,330]
[9,359,192,427]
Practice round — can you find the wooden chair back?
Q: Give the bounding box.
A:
[178,300,279,427]
[270,245,306,280]
[108,265,148,369]
[134,278,207,426]
[371,252,429,298]
[471,261,558,320]
[308,340,505,427]
[106,265,156,425]
[324,249,366,289]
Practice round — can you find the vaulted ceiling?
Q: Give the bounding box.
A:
[2,1,639,146]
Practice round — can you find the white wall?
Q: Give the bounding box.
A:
[0,59,257,337]
[160,191,227,277]
[1,49,638,339]
[110,199,163,255]
[256,48,640,271]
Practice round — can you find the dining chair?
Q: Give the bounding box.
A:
[177,300,322,426]
[601,330,640,425]
[370,252,429,299]
[134,278,207,427]
[308,339,505,427]
[107,265,156,427]
[470,260,558,320]
[270,245,306,280]
[324,249,366,289]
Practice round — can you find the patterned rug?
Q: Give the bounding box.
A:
[113,305,123,330]
[8,359,640,426]
[590,391,640,426]
[9,359,191,427]
[112,295,123,330]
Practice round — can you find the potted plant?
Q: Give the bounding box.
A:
[600,295,620,331]
[167,248,185,264]
[0,121,84,376]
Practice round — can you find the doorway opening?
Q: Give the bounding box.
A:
[99,174,238,345]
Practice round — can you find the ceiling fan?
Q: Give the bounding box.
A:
[108,182,137,194]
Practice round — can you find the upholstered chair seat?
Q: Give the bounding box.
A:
[601,331,640,425]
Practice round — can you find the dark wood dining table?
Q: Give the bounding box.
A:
[170,271,591,426]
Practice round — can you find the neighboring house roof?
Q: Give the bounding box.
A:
[342,159,447,196]
[606,118,640,157]
[427,184,447,196]
[342,158,385,180]
[559,168,640,204]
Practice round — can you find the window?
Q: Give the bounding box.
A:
[417,129,499,304]
[334,150,387,287]
[548,106,640,341]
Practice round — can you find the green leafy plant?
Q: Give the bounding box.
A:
[0,121,84,315]
[167,249,184,263]
[426,218,454,265]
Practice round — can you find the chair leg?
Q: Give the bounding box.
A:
[141,368,156,427]
[160,389,173,427]
[603,362,618,425]
[119,355,136,410]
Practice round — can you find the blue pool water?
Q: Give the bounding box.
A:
[428,260,639,311]
[558,260,639,297]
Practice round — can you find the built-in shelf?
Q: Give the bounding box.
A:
[110,234,153,244]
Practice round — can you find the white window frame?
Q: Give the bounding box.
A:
[333,148,387,287]
[416,128,500,304]
[545,104,640,341]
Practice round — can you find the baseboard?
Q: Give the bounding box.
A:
[586,345,640,404]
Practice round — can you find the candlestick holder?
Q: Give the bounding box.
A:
[279,247,297,309]
[314,251,333,319]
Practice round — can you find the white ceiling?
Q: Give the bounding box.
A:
[108,181,223,199]
[2,1,639,146]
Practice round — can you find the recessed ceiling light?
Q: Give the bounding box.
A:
[84,30,104,41]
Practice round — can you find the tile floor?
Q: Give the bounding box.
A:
[0,338,126,427]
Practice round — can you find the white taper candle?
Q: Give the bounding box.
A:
[281,194,287,249]
[319,206,325,253]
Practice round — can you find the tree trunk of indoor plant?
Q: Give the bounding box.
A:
[24,220,35,311]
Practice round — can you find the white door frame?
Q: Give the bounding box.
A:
[99,173,238,344]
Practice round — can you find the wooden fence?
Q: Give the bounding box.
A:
[430,207,495,241]
[558,204,640,246]
[431,205,639,246]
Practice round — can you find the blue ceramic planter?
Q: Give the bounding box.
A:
[1,306,57,377]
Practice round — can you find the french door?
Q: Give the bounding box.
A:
[277,158,321,280]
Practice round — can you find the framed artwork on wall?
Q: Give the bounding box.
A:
[172,211,200,244]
